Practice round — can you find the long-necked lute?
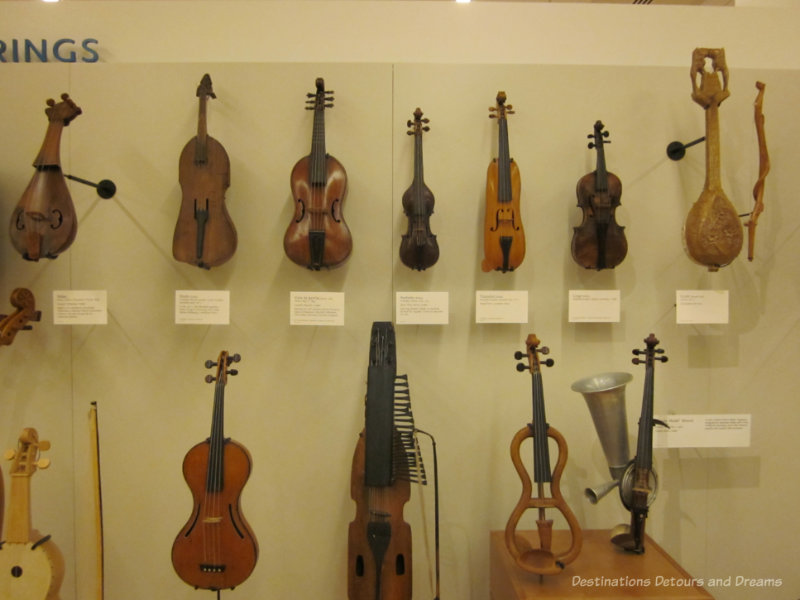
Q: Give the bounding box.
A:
[348,322,428,600]
[9,93,81,261]
[172,351,258,590]
[284,77,352,270]
[572,121,627,270]
[399,108,439,271]
[482,91,525,273]
[505,335,581,575]
[610,334,668,554]
[173,74,237,269]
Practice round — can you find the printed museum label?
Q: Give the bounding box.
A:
[290,291,344,326]
[396,292,449,325]
[653,414,751,448]
[53,290,107,325]
[676,290,729,324]
[475,290,528,324]
[175,290,230,325]
[568,289,620,323]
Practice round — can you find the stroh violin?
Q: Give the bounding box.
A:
[572,121,627,270]
[9,93,81,261]
[683,48,743,271]
[0,288,41,348]
[482,92,525,273]
[505,335,581,575]
[284,77,352,270]
[172,351,258,591]
[399,108,439,271]
[173,74,238,269]
[0,428,64,600]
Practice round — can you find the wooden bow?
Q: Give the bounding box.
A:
[746,81,769,261]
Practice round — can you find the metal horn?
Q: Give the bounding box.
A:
[570,372,632,504]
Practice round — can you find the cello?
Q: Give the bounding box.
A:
[284,77,352,270]
[571,121,627,270]
[399,108,439,271]
[173,74,238,269]
[172,351,258,591]
[505,334,581,575]
[9,93,81,261]
[482,91,525,273]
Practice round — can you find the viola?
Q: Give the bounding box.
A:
[172,351,258,591]
[399,108,439,271]
[173,74,237,269]
[683,48,743,271]
[505,334,581,575]
[572,121,627,270]
[0,288,41,348]
[284,77,352,270]
[9,93,81,261]
[482,91,525,273]
[610,334,668,554]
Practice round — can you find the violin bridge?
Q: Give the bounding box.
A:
[202,516,223,524]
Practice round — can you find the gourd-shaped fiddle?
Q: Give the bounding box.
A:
[399,108,439,271]
[9,93,81,261]
[482,92,525,273]
[683,48,743,271]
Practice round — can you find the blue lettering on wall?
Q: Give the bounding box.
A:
[0,38,100,63]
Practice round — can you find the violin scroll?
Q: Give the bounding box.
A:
[0,288,41,347]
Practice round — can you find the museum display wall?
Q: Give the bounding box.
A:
[1,2,799,599]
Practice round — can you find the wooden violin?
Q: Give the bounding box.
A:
[172,74,237,269]
[572,121,627,270]
[683,48,743,271]
[0,428,64,600]
[482,91,525,273]
[505,334,581,575]
[348,322,428,600]
[284,77,352,270]
[0,288,41,348]
[9,93,81,261]
[610,334,667,554]
[172,351,258,591]
[399,108,439,271]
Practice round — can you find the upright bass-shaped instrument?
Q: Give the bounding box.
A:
[284,77,352,270]
[0,288,41,348]
[399,108,439,271]
[173,74,237,269]
[505,334,581,575]
[348,322,429,600]
[482,92,525,273]
[172,351,258,591]
[0,428,64,600]
[683,48,743,271]
[9,93,81,261]
[572,121,627,270]
[610,334,668,554]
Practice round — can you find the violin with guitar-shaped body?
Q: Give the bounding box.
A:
[172,351,258,591]
[9,93,81,261]
[284,77,352,270]
[505,334,581,575]
[482,91,525,273]
[173,74,237,269]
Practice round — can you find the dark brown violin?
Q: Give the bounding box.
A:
[172,351,258,591]
[9,93,81,261]
[572,121,627,270]
[0,288,41,348]
[284,77,352,270]
[173,74,237,269]
[399,108,439,271]
[482,91,525,273]
[505,334,581,575]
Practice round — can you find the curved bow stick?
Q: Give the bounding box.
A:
[0,288,41,347]
[746,81,769,261]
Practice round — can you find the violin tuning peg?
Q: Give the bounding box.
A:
[205,375,216,383]
[603,131,610,138]
[632,349,642,355]
[38,440,51,451]
[657,356,669,363]
[539,346,550,355]
[407,120,413,128]
[632,357,643,365]
[543,358,555,367]
[587,134,594,139]
[588,142,595,149]
[514,350,525,360]
[3,449,15,461]
[516,363,528,372]
[406,131,414,136]
[228,369,239,376]
[205,360,217,369]
[422,118,430,124]
[37,458,51,470]
[306,93,315,98]
[229,353,241,363]
[422,126,430,132]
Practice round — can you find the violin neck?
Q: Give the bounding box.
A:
[634,363,655,472]
[704,102,722,189]
[530,371,552,483]
[497,118,513,204]
[5,474,33,543]
[206,379,226,493]
[595,142,609,194]
[310,106,327,186]
[195,95,209,165]
[413,133,424,186]
[33,120,65,168]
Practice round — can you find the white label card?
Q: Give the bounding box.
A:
[53,290,108,325]
[475,290,528,324]
[568,290,620,323]
[653,414,751,448]
[676,290,729,324]
[175,290,230,325]
[290,291,345,326]
[396,292,449,325]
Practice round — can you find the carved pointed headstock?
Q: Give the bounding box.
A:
[196,73,216,100]
[489,91,514,121]
[5,428,51,478]
[0,288,41,347]
[690,47,730,109]
[632,333,668,368]
[406,107,430,137]
[44,93,81,126]
[204,350,241,385]
[306,77,334,112]
[514,333,554,374]
[588,120,611,150]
